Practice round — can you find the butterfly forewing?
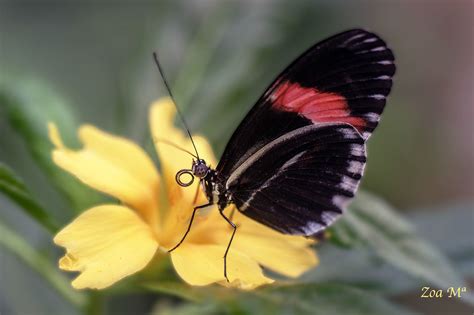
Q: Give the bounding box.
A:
[217,29,394,178]
[226,123,366,235]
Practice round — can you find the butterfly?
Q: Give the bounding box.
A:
[157,28,395,281]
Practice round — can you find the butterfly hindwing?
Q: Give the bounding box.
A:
[226,123,366,235]
[217,29,394,178]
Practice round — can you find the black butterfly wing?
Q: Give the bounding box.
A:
[225,123,366,235]
[217,29,394,178]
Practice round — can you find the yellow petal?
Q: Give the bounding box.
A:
[171,243,273,290]
[229,215,317,277]
[54,205,159,289]
[49,123,160,230]
[195,209,318,278]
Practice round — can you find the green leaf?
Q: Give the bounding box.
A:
[151,283,416,315]
[0,162,58,233]
[332,191,473,304]
[0,218,86,308]
[0,77,101,212]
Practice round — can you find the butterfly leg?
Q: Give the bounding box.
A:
[191,179,201,204]
[168,202,212,252]
[228,206,236,221]
[219,209,237,282]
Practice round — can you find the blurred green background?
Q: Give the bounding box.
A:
[0,1,473,315]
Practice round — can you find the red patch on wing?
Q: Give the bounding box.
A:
[271,81,366,131]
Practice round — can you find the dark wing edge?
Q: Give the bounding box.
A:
[226,123,366,236]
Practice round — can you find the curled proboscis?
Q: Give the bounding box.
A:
[176,169,195,187]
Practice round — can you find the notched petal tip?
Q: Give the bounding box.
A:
[54,205,159,289]
[58,253,81,271]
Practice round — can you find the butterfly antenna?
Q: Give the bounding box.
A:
[153,52,200,160]
[153,137,198,159]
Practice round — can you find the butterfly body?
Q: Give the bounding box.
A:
[198,166,229,210]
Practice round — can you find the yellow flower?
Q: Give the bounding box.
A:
[50,97,318,290]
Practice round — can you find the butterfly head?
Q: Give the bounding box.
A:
[192,159,210,178]
[175,159,210,187]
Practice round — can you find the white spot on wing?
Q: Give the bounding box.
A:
[338,175,359,191]
[365,112,379,122]
[376,75,391,80]
[300,221,324,235]
[371,46,387,52]
[343,33,365,45]
[370,94,385,100]
[355,46,387,55]
[332,195,351,208]
[350,144,365,156]
[378,60,393,65]
[321,212,339,225]
[337,127,358,139]
[348,160,364,174]
[363,38,378,43]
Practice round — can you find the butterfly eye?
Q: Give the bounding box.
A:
[175,169,195,187]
